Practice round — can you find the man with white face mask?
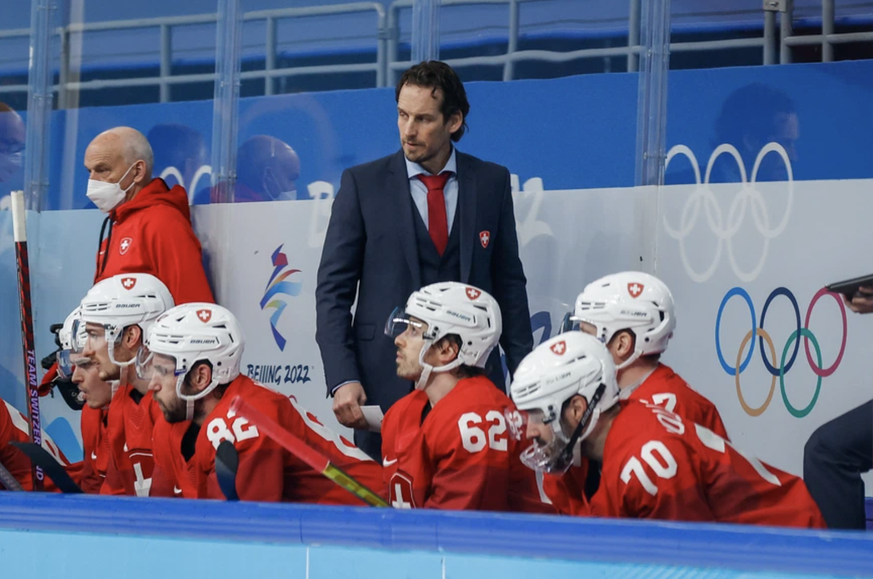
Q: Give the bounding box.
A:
[39,127,214,422]
[381,281,555,512]
[84,126,213,305]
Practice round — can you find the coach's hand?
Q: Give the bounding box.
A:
[333,381,369,430]
[844,285,873,314]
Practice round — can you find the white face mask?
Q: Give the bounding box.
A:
[86,163,137,213]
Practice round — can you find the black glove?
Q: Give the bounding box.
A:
[56,377,85,411]
[49,376,85,412]
[41,322,65,371]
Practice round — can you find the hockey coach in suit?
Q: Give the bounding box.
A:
[316,61,533,458]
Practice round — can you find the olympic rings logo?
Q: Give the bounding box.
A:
[663,142,794,283]
[714,287,848,418]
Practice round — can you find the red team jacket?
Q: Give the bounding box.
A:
[151,375,384,503]
[101,385,162,497]
[381,376,555,513]
[590,399,826,528]
[79,405,110,494]
[94,178,214,305]
[542,363,729,516]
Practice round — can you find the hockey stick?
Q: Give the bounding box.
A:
[10,191,43,491]
[229,396,388,507]
[0,458,24,491]
[9,442,83,494]
[215,440,239,501]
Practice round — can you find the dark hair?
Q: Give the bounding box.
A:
[437,334,486,378]
[182,360,232,399]
[606,329,661,363]
[395,61,470,142]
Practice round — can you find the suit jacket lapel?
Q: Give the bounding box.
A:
[388,150,422,289]
[457,152,476,283]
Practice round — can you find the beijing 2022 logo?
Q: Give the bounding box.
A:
[715,286,847,418]
[260,244,302,351]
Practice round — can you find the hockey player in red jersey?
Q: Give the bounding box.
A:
[143,303,384,503]
[544,272,729,515]
[562,272,726,436]
[381,282,555,512]
[77,273,174,497]
[54,307,112,494]
[509,331,825,528]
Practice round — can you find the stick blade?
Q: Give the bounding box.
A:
[215,440,240,501]
[9,441,82,494]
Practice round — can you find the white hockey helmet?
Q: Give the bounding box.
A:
[77,274,175,367]
[562,272,675,370]
[57,307,87,379]
[142,303,245,403]
[384,282,502,389]
[508,331,619,473]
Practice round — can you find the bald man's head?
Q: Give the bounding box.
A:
[84,127,155,205]
[88,127,154,177]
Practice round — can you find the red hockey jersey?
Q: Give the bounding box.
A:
[100,385,162,497]
[542,363,728,516]
[0,398,71,491]
[590,399,825,528]
[79,405,110,494]
[152,375,385,504]
[381,376,556,513]
[625,364,728,438]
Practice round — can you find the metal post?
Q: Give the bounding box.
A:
[24,0,56,212]
[634,0,671,186]
[376,10,387,87]
[822,0,834,62]
[411,0,440,63]
[780,0,793,64]
[266,16,276,95]
[57,27,68,109]
[763,2,777,65]
[387,4,398,86]
[628,0,641,72]
[503,0,519,81]
[210,0,243,204]
[160,24,171,103]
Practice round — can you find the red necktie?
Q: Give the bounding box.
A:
[417,172,452,256]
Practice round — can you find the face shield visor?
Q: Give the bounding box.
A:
[506,383,606,474]
[384,307,430,340]
[560,313,600,338]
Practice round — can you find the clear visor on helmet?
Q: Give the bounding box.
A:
[505,406,577,474]
[384,307,429,340]
[560,314,599,336]
[135,347,180,382]
[72,319,110,354]
[57,349,96,380]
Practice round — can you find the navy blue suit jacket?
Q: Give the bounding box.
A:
[315,149,533,412]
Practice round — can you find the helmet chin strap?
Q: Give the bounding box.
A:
[549,383,606,471]
[176,371,222,423]
[615,348,642,371]
[414,339,462,391]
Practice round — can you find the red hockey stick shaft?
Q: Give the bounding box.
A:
[11,190,44,491]
[229,395,387,507]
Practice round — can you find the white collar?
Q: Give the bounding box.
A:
[405,147,458,179]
